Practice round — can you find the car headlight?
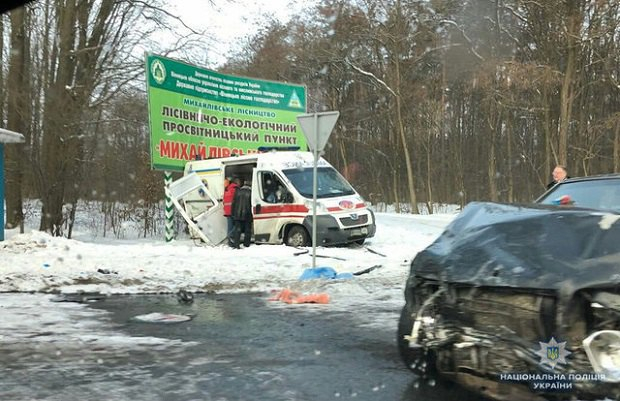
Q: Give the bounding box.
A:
[582,330,620,382]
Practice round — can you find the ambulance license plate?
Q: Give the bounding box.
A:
[352,227,368,236]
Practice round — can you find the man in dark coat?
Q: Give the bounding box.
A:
[230,179,253,248]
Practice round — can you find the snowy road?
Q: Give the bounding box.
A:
[0,292,482,401]
[0,211,462,400]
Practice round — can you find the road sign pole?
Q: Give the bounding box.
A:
[311,113,318,268]
[164,171,174,242]
[296,111,340,269]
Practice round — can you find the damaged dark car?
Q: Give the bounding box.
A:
[398,174,620,401]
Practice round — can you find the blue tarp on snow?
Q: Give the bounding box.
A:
[299,267,354,281]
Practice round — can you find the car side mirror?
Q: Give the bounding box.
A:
[255,204,262,214]
[284,192,293,203]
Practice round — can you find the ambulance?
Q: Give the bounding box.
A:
[165,150,376,247]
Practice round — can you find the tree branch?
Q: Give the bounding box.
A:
[439,19,485,61]
[344,59,397,97]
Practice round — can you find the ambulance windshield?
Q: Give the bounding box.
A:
[283,167,356,199]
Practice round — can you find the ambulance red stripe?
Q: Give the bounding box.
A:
[253,214,308,220]
[255,204,309,214]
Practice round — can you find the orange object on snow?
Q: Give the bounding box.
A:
[269,288,330,304]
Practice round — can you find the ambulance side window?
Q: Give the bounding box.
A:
[260,172,285,204]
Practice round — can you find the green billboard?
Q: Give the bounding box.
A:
[145,54,307,171]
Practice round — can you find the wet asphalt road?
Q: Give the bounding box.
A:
[1,293,482,401]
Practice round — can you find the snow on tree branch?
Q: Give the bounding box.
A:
[439,19,485,61]
[344,60,397,97]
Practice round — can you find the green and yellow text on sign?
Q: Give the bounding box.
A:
[145,54,307,171]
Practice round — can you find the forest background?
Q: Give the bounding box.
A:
[2,0,620,237]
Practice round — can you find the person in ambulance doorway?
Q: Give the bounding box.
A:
[223,176,239,246]
[230,179,253,249]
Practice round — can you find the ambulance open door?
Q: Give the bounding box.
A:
[165,172,228,245]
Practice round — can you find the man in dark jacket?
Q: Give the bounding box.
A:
[230,179,253,248]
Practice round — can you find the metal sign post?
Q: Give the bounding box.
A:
[296,111,339,268]
[311,114,318,270]
[164,171,174,242]
[0,128,26,242]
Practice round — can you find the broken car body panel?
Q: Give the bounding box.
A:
[411,202,620,291]
[399,199,620,400]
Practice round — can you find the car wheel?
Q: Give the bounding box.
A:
[285,225,309,247]
[397,303,436,375]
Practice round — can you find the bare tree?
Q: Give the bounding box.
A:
[4,6,30,231]
[27,0,203,235]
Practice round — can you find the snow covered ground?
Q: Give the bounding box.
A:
[1,211,456,299]
[0,208,457,369]
[1,209,457,330]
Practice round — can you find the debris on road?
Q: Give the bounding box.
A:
[353,264,383,276]
[269,288,330,304]
[132,312,194,323]
[299,267,353,281]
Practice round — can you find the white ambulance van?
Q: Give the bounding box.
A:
[165,150,376,247]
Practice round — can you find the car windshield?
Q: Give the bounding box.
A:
[282,167,356,199]
[537,178,620,212]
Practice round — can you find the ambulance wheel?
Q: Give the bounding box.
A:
[285,226,309,247]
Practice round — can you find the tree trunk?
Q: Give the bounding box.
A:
[507,117,514,202]
[39,0,78,234]
[426,141,433,214]
[614,121,620,173]
[392,169,400,213]
[558,0,581,166]
[5,6,29,230]
[39,0,114,235]
[394,57,419,213]
[487,103,499,202]
[488,138,498,201]
[543,85,555,187]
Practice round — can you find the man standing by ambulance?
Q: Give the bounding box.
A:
[223,177,239,246]
[230,179,253,249]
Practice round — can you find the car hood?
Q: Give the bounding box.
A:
[411,202,620,291]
